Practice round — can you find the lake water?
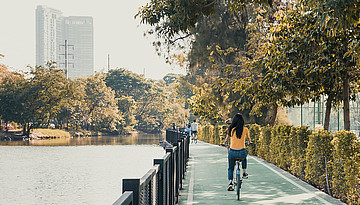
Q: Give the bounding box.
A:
[0,134,165,205]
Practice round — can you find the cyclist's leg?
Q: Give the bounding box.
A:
[228,150,235,182]
[227,150,236,191]
[228,150,236,182]
[240,149,248,177]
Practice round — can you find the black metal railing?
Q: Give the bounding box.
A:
[113,129,190,205]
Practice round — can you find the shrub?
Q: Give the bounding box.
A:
[258,126,272,162]
[248,124,261,156]
[331,131,360,204]
[198,125,206,142]
[289,126,311,180]
[214,125,227,145]
[305,130,333,194]
[269,125,292,170]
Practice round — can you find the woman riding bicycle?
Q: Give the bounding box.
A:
[223,113,252,191]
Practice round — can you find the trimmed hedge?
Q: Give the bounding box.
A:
[198,124,360,204]
[289,126,311,181]
[198,125,227,146]
[331,131,360,204]
[305,130,334,194]
[248,124,261,156]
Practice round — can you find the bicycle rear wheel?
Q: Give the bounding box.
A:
[236,170,241,200]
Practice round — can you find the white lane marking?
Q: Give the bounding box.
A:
[187,157,195,205]
[250,156,331,204]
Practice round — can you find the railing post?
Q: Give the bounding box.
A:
[174,141,180,203]
[154,158,164,205]
[166,147,175,205]
[123,179,140,205]
[178,133,183,189]
[181,132,186,180]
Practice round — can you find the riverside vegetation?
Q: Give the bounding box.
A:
[198,124,360,204]
[0,62,190,138]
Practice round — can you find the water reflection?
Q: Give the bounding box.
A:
[0,132,165,146]
[0,145,165,205]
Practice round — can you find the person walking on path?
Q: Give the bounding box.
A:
[223,113,252,191]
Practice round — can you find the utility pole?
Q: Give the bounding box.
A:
[59,40,74,79]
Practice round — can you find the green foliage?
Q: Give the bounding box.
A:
[198,124,227,145]
[269,125,292,170]
[0,63,72,135]
[136,0,272,41]
[262,1,360,130]
[289,126,312,180]
[188,3,247,73]
[105,68,190,133]
[331,131,360,204]
[56,79,87,128]
[163,73,180,86]
[105,68,151,101]
[0,72,27,124]
[305,130,334,193]
[257,126,272,161]
[117,96,136,132]
[248,124,261,155]
[80,73,121,131]
[189,82,229,123]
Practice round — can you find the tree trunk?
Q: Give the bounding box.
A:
[343,75,350,131]
[24,123,31,137]
[324,95,333,131]
[23,124,26,136]
[5,122,8,133]
[269,103,278,127]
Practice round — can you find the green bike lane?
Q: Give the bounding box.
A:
[179,141,344,205]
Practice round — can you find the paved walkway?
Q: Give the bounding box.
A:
[180,141,344,205]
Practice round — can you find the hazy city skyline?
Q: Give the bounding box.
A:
[0,0,186,79]
[36,5,94,78]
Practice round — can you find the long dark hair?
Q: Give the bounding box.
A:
[228,113,244,139]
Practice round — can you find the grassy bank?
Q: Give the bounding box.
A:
[1,128,125,141]
[31,129,71,139]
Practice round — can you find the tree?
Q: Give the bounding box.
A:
[55,79,87,129]
[80,73,121,131]
[105,68,152,101]
[0,63,70,136]
[24,63,69,132]
[136,0,272,41]
[0,71,27,132]
[105,68,190,133]
[262,1,359,130]
[297,0,360,130]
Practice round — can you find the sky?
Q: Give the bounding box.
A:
[0,0,186,80]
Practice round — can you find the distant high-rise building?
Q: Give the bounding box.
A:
[36,6,63,67]
[36,5,94,78]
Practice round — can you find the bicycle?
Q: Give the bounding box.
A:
[222,142,252,200]
[191,131,198,144]
[233,157,243,200]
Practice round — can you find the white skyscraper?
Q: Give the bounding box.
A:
[36,5,94,78]
[36,5,63,66]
